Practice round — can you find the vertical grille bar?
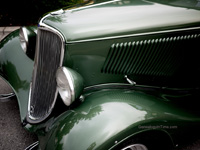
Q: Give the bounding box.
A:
[28,28,64,123]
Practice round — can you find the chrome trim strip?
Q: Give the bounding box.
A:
[84,83,160,89]
[39,14,65,42]
[83,83,197,94]
[67,26,200,44]
[40,20,65,43]
[25,141,39,150]
[39,14,50,28]
[27,26,65,124]
[83,83,160,93]
[27,82,33,120]
[0,93,15,100]
[69,0,120,12]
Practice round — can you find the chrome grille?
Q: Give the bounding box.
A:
[28,28,63,123]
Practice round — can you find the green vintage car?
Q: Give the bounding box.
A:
[0,0,200,149]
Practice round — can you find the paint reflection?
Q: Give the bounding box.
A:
[54,100,147,149]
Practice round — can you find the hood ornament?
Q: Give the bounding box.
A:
[50,9,64,15]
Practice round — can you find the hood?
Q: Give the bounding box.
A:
[41,0,200,43]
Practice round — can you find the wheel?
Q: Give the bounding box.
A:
[112,131,173,150]
[122,144,148,150]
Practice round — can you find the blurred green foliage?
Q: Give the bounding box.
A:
[0,0,84,26]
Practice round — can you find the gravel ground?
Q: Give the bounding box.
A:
[0,78,37,150]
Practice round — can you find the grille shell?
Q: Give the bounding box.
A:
[27,27,64,123]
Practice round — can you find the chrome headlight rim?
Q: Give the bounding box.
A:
[56,67,76,106]
[19,27,29,52]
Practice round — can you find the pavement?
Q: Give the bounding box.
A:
[0,26,20,41]
[0,78,38,149]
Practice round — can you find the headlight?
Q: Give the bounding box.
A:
[19,26,37,59]
[19,27,28,52]
[56,67,84,106]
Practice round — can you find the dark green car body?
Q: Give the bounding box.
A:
[1,0,200,149]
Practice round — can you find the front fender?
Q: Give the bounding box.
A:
[0,29,34,121]
[41,89,200,150]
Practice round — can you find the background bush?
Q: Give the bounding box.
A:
[0,0,84,26]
